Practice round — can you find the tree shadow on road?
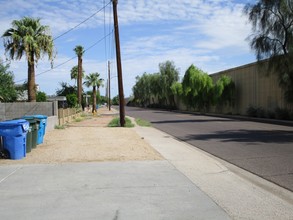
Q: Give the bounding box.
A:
[182,129,293,144]
[152,118,236,124]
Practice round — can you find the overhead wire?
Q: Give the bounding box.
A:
[53,1,111,41]
[14,31,113,83]
[1,1,111,66]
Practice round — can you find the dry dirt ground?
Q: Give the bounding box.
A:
[0,107,163,164]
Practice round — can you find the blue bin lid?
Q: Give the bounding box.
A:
[24,115,47,119]
[34,115,48,119]
[0,119,29,132]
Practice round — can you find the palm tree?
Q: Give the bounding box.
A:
[2,17,54,102]
[73,45,84,106]
[84,72,104,113]
[70,65,84,86]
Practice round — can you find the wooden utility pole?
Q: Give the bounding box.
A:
[108,60,111,111]
[112,0,125,127]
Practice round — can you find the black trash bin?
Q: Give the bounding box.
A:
[23,115,47,145]
[22,118,38,151]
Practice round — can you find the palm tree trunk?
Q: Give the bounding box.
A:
[77,56,82,106]
[92,86,97,113]
[28,55,36,102]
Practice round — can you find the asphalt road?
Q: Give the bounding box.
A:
[125,106,293,192]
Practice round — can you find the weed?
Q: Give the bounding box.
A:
[135,118,151,127]
[108,117,134,127]
[55,125,65,129]
[74,117,83,122]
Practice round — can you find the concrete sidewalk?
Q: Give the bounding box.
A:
[0,161,229,220]
[0,118,292,219]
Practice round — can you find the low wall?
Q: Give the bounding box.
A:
[58,108,81,125]
[0,102,58,121]
[46,116,58,131]
[209,61,292,115]
[0,102,82,129]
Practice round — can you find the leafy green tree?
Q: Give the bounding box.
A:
[99,96,108,104]
[159,61,179,107]
[244,0,293,102]
[182,65,213,112]
[171,82,183,96]
[56,82,77,96]
[112,95,119,105]
[149,73,162,104]
[73,45,84,106]
[132,61,179,108]
[132,73,152,106]
[36,91,47,102]
[66,94,78,108]
[83,72,104,113]
[214,75,235,108]
[0,61,17,102]
[2,17,54,102]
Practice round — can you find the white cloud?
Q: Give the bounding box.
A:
[0,0,109,37]
[195,4,251,51]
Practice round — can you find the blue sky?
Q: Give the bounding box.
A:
[0,0,256,97]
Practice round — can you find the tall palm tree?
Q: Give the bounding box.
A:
[73,45,84,106]
[2,17,54,102]
[70,65,84,86]
[84,72,104,113]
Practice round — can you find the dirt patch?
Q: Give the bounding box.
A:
[0,107,163,164]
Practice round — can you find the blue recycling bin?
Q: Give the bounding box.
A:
[0,119,29,160]
[23,115,47,145]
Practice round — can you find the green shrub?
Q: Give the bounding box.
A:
[74,117,83,122]
[135,118,151,127]
[36,91,47,102]
[247,106,267,118]
[55,125,65,129]
[66,94,78,108]
[275,107,291,120]
[267,110,276,119]
[246,106,258,117]
[108,117,134,127]
[256,107,266,118]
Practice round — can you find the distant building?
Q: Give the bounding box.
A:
[47,96,67,108]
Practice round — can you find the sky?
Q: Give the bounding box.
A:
[0,0,256,98]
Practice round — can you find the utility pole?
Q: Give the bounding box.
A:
[108,60,111,111]
[112,0,125,127]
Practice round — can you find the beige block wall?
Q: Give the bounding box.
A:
[210,61,290,115]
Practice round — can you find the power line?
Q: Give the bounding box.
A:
[14,31,113,83]
[1,1,111,66]
[53,1,111,41]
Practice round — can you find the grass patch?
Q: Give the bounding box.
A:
[80,113,89,117]
[135,118,151,127]
[55,125,66,129]
[74,117,83,122]
[108,117,134,127]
